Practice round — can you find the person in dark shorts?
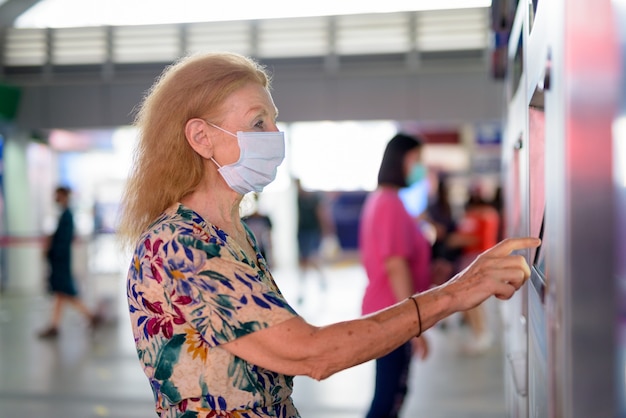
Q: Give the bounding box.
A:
[38,186,100,338]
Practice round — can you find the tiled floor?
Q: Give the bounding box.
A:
[0,252,507,418]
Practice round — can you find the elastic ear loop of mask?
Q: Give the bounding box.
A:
[207,122,237,137]
[207,122,237,168]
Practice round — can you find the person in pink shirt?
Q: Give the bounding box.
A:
[359,133,432,418]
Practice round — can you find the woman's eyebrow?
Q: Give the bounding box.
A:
[245,105,279,120]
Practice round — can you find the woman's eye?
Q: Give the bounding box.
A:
[254,120,264,129]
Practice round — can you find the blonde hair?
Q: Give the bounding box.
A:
[117,52,270,249]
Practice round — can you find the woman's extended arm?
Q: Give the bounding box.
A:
[222,237,540,380]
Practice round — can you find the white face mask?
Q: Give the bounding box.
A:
[208,123,285,195]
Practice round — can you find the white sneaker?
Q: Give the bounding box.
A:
[461,331,494,356]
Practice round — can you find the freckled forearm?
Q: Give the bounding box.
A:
[307,286,454,379]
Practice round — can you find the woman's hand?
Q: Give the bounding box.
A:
[440,237,541,312]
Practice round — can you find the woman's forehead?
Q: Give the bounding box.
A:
[221,82,278,117]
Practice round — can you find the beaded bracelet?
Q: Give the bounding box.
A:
[409,296,422,337]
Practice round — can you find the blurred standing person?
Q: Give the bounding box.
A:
[243,193,274,268]
[455,189,501,354]
[296,178,334,303]
[427,175,463,287]
[359,133,432,418]
[38,186,100,338]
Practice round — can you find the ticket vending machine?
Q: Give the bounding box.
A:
[501,0,620,417]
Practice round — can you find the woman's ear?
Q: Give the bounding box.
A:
[185,118,214,159]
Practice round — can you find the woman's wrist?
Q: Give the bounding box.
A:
[408,296,422,337]
[409,287,455,334]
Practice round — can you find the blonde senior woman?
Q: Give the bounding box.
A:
[117,51,540,418]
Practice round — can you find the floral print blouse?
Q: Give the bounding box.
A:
[127,203,300,417]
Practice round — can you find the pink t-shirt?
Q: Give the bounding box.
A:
[359,188,432,315]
